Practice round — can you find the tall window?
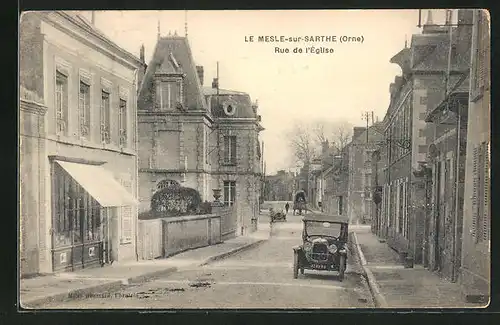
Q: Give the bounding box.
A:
[55,71,68,135]
[119,99,127,147]
[223,181,236,206]
[100,91,111,144]
[224,136,237,165]
[79,81,91,138]
[157,80,181,110]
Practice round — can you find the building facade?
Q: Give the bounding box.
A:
[264,170,294,201]
[322,145,350,217]
[348,126,383,224]
[20,11,142,276]
[459,9,490,303]
[137,34,263,236]
[422,9,473,282]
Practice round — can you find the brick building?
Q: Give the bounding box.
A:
[20,12,142,276]
[459,9,490,303]
[137,33,263,236]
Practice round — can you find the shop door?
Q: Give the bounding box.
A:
[434,161,445,272]
[51,164,105,272]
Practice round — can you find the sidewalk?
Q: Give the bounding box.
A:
[352,226,482,308]
[20,223,270,308]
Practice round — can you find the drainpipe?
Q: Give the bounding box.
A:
[452,98,461,282]
[134,68,139,262]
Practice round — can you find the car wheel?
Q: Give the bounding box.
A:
[293,252,299,279]
[338,255,346,282]
[300,268,304,275]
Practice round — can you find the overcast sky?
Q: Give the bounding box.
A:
[83,9,450,174]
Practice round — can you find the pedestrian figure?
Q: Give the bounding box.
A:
[285,202,290,215]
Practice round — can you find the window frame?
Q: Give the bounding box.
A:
[224,135,237,165]
[100,90,111,144]
[118,98,127,147]
[55,71,69,136]
[78,80,91,139]
[223,181,236,207]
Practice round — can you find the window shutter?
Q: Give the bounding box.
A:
[471,146,479,239]
[119,177,133,244]
[482,142,490,241]
[231,136,237,162]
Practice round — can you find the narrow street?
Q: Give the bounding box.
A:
[43,214,373,309]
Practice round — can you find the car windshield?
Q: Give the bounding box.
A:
[304,221,342,237]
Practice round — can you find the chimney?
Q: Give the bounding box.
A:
[91,11,95,25]
[140,44,145,63]
[353,127,366,140]
[196,66,204,86]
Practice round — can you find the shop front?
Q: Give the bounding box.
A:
[51,159,137,272]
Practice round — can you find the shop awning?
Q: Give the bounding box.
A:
[55,160,138,207]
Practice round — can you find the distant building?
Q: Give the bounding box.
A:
[264,170,294,201]
[322,145,350,217]
[347,126,383,224]
[137,34,263,236]
[20,11,142,276]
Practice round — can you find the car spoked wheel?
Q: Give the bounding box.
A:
[338,255,346,282]
[293,252,299,279]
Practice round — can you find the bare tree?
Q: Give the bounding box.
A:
[312,120,353,155]
[331,122,353,155]
[287,122,318,167]
[287,119,353,166]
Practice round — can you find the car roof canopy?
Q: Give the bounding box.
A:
[302,212,349,224]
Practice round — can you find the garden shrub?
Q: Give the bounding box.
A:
[148,186,203,218]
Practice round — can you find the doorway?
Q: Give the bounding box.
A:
[51,163,106,272]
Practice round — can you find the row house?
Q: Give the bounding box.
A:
[137,33,263,237]
[347,126,383,224]
[322,145,350,217]
[20,11,142,276]
[379,12,460,264]
[421,9,473,283]
[459,9,490,303]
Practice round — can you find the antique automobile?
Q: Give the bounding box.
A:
[292,213,349,281]
[269,205,287,222]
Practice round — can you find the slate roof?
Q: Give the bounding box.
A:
[203,87,257,119]
[138,36,207,111]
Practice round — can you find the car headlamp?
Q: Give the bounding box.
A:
[304,241,313,251]
[338,245,348,254]
[328,244,338,254]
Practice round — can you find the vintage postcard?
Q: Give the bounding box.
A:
[19,9,490,309]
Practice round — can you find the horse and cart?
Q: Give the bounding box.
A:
[293,190,307,215]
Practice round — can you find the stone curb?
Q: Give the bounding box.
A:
[200,239,267,266]
[351,232,388,308]
[21,266,178,309]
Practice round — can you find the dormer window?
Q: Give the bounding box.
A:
[155,78,183,110]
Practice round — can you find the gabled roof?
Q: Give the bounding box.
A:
[138,36,207,111]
